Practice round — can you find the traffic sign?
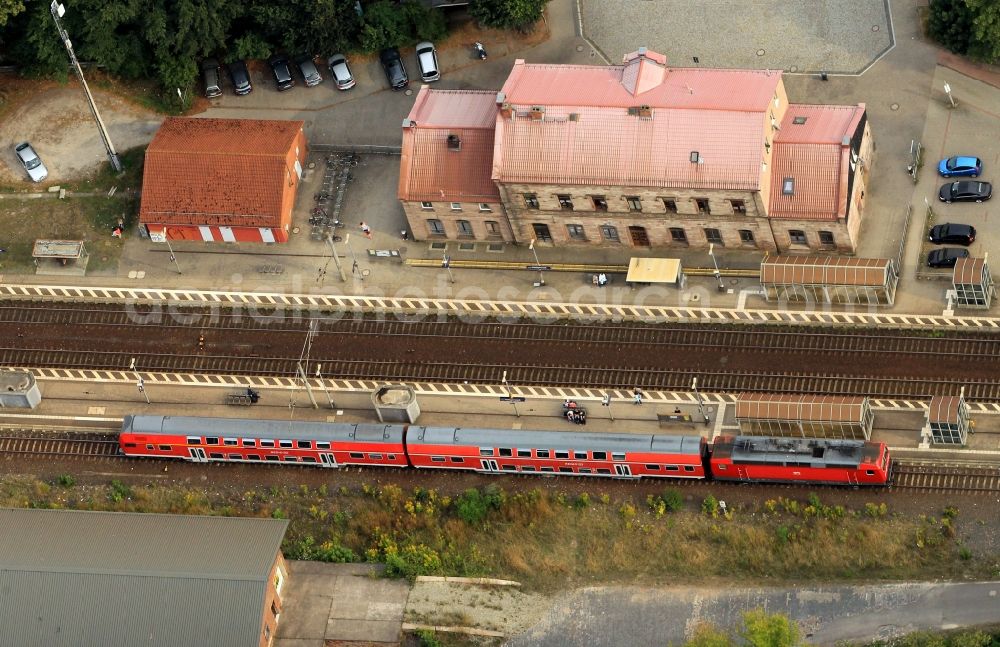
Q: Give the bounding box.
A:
[149,230,166,243]
[500,396,526,402]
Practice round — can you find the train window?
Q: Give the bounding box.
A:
[349,452,364,459]
[479,448,495,456]
[597,468,611,474]
[499,448,513,457]
[242,439,255,447]
[206,437,219,445]
[431,456,446,463]
[645,464,659,471]
[541,467,554,472]
[279,440,293,449]
[579,468,592,474]
[260,440,275,448]
[302,457,317,463]
[612,452,626,461]
[370,454,383,460]
[558,467,573,473]
[517,449,531,458]
[555,451,570,459]
[449,457,464,463]
[866,470,875,476]
[283,456,298,462]
[665,465,679,471]
[388,454,396,460]
[224,438,238,446]
[297,441,311,449]
[186,436,201,445]
[501,465,516,471]
[124,442,137,448]
[228,453,241,460]
[158,445,171,451]
[592,451,607,460]
[146,444,154,450]
[248,455,261,461]
[317,442,331,449]
[522,466,535,472]
[574,451,587,460]
[265,456,280,461]
[209,452,224,459]
[684,465,695,472]
[536,449,550,458]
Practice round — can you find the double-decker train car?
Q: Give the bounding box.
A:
[407,427,707,478]
[119,415,408,468]
[709,435,891,486]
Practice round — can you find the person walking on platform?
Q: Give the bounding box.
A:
[633,388,643,405]
[360,222,372,239]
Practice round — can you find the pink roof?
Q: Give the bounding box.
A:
[769,104,866,220]
[398,88,500,203]
[493,51,782,189]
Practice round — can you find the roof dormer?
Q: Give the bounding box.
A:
[621,47,668,96]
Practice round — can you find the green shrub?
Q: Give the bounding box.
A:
[702,494,720,518]
[108,480,132,503]
[56,475,75,488]
[416,629,444,647]
[455,486,504,525]
[661,489,684,512]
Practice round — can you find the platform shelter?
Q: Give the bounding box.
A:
[735,393,874,440]
[925,393,970,445]
[760,256,898,305]
[952,257,994,309]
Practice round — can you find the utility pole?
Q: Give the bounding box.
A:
[442,253,455,283]
[315,363,336,409]
[50,1,122,173]
[708,243,724,291]
[129,357,150,404]
[296,320,319,409]
[501,370,520,417]
[345,233,365,281]
[325,234,347,282]
[602,392,614,421]
[162,229,181,274]
[528,239,545,286]
[943,82,957,109]
[692,377,709,425]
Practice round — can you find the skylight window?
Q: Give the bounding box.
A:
[782,178,795,195]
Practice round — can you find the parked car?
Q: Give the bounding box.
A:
[928,223,976,245]
[295,55,323,87]
[379,47,408,90]
[938,155,982,178]
[268,54,295,91]
[938,180,992,203]
[327,54,355,90]
[228,60,253,95]
[415,41,440,82]
[201,59,222,98]
[14,142,48,182]
[927,247,970,268]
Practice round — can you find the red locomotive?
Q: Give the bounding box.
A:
[119,415,891,486]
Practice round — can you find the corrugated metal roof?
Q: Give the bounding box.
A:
[953,257,987,285]
[411,426,704,455]
[399,88,501,203]
[140,117,303,228]
[760,256,893,286]
[0,508,288,647]
[735,393,868,423]
[725,435,870,468]
[928,395,963,424]
[125,415,405,445]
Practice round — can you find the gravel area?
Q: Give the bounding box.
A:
[580,0,893,74]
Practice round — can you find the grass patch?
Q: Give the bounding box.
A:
[62,145,147,194]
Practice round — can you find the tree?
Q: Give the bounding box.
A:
[966,0,1000,63]
[927,0,974,56]
[359,0,409,53]
[683,623,733,647]
[0,0,25,28]
[469,0,549,32]
[739,610,800,647]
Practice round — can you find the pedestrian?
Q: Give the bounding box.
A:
[633,388,643,405]
[360,222,372,239]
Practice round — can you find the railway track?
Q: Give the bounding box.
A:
[892,462,1000,493]
[0,433,120,458]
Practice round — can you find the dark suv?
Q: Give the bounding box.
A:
[268,54,295,91]
[379,48,408,90]
[228,60,252,95]
[928,223,976,246]
[201,59,222,98]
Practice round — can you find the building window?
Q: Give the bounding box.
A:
[450,202,462,211]
[782,178,795,195]
[789,229,808,245]
[730,199,746,214]
[484,221,501,237]
[420,201,433,210]
[695,198,710,214]
[523,193,539,209]
[625,196,642,212]
[532,223,552,242]
[669,228,688,244]
[739,229,756,245]
[479,203,492,212]
[557,194,574,210]
[601,225,619,242]
[427,219,445,236]
[704,228,723,244]
[662,198,678,213]
[819,230,835,246]
[591,196,608,211]
[567,224,586,240]
[457,220,474,238]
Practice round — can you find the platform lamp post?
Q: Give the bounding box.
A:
[692,377,709,426]
[162,229,181,275]
[602,392,615,421]
[128,357,150,405]
[345,233,365,282]
[314,363,336,410]
[528,239,545,286]
[943,82,957,109]
[325,234,347,282]
[708,243,724,292]
[501,370,520,417]
[50,1,122,173]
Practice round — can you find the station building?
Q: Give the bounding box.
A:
[399,48,873,254]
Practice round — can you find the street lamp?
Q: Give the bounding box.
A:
[708,244,724,292]
[501,370,520,417]
[128,357,150,404]
[443,252,455,283]
[943,82,957,109]
[528,238,545,286]
[692,377,709,426]
[50,1,122,173]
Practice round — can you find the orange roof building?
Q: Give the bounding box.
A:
[398,48,873,254]
[140,117,307,243]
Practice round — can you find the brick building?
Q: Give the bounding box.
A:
[140,117,307,243]
[399,48,873,254]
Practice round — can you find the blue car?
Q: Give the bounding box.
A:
[938,156,982,178]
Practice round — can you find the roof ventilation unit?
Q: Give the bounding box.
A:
[568,113,579,121]
[529,106,545,121]
[638,105,652,118]
[447,134,461,151]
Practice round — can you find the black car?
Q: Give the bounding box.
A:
[938,180,992,203]
[268,54,295,91]
[379,47,408,90]
[928,223,976,245]
[927,247,970,268]
[201,58,222,98]
[228,60,252,95]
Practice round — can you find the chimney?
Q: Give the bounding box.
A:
[529,106,545,121]
[638,105,652,118]
[447,134,461,151]
[500,102,514,119]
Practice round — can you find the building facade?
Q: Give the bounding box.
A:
[399,49,873,254]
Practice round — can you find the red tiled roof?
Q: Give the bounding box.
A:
[140,117,303,227]
[399,88,500,203]
[769,104,865,220]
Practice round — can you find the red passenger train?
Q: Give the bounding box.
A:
[119,416,891,486]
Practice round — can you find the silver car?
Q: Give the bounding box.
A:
[327,54,355,90]
[296,56,323,87]
[15,142,48,182]
[415,41,440,82]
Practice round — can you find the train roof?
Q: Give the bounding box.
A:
[410,426,705,455]
[122,415,405,444]
[714,435,880,467]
